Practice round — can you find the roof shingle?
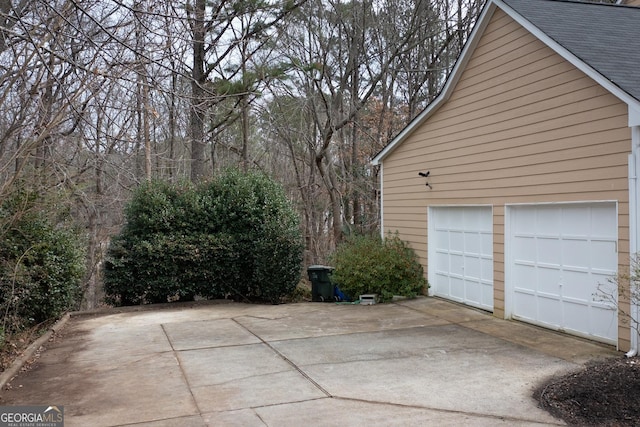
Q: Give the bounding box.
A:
[502,0,640,102]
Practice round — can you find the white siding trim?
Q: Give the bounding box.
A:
[630,125,640,354]
[379,163,384,237]
[630,104,640,127]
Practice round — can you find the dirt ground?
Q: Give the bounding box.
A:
[536,356,640,426]
[0,324,52,374]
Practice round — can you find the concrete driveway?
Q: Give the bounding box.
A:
[0,297,618,426]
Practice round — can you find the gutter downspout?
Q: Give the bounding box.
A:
[627,124,640,358]
[379,163,384,238]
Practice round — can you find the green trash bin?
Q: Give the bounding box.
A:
[307,265,335,302]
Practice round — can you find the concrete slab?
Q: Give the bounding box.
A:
[235,303,449,342]
[255,397,556,427]
[163,319,261,351]
[178,343,302,387]
[276,324,568,423]
[192,370,326,412]
[459,316,616,364]
[126,415,206,427]
[202,408,265,426]
[178,344,326,411]
[0,297,619,426]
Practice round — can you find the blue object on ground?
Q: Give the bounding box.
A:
[334,285,348,302]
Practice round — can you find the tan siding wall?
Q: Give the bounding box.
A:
[381,8,632,349]
[623,0,640,6]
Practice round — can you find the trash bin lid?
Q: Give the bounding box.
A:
[307,265,334,271]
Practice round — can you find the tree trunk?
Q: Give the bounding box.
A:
[190,0,207,183]
[315,152,343,245]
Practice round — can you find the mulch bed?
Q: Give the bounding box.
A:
[536,356,640,426]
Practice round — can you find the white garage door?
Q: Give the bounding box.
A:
[429,206,493,311]
[509,203,618,344]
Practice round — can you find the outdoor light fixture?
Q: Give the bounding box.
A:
[418,171,432,189]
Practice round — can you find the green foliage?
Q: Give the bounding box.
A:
[104,170,304,306]
[329,233,427,303]
[0,190,86,334]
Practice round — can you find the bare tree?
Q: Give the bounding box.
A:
[0,0,487,305]
[184,0,306,182]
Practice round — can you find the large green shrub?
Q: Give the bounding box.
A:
[329,233,427,302]
[0,191,86,333]
[104,170,304,305]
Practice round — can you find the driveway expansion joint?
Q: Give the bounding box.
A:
[231,318,333,398]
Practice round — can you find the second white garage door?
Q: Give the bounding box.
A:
[508,203,618,344]
[429,206,493,311]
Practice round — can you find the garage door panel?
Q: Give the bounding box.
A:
[433,273,448,296]
[562,239,590,267]
[563,302,590,331]
[538,238,562,265]
[509,202,617,345]
[563,206,591,236]
[514,292,537,320]
[450,231,464,249]
[465,257,481,279]
[482,234,492,254]
[481,283,493,307]
[591,307,618,339]
[514,236,536,260]
[435,251,449,272]
[430,206,493,312]
[562,271,593,301]
[591,205,618,236]
[468,210,492,231]
[450,277,465,300]
[537,295,563,326]
[450,253,464,272]
[466,280,481,304]
[465,233,482,254]
[448,208,464,226]
[591,241,618,270]
[536,267,562,296]
[513,263,536,287]
[513,208,536,233]
[537,207,561,235]
[481,258,493,282]
[435,229,448,243]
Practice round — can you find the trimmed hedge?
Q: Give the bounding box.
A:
[329,233,427,302]
[104,170,304,305]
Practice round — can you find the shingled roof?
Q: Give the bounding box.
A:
[502,0,640,103]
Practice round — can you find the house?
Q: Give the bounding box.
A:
[372,0,640,352]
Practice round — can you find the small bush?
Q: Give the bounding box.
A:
[104,170,304,306]
[329,233,427,302]
[0,190,86,333]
